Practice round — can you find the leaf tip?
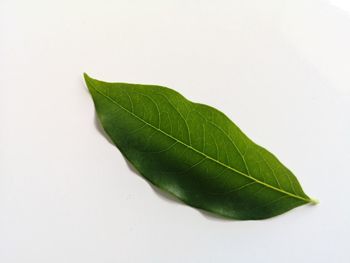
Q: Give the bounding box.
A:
[83,73,95,93]
[83,72,91,82]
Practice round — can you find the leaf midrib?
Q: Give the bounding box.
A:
[87,79,313,204]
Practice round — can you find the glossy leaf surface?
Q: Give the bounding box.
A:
[85,73,315,220]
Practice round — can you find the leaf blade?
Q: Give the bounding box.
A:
[85,73,315,220]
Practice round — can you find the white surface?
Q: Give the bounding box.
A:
[1,0,349,262]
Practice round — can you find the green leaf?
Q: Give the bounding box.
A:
[84,73,316,220]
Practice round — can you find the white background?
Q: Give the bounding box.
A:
[1,0,349,262]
